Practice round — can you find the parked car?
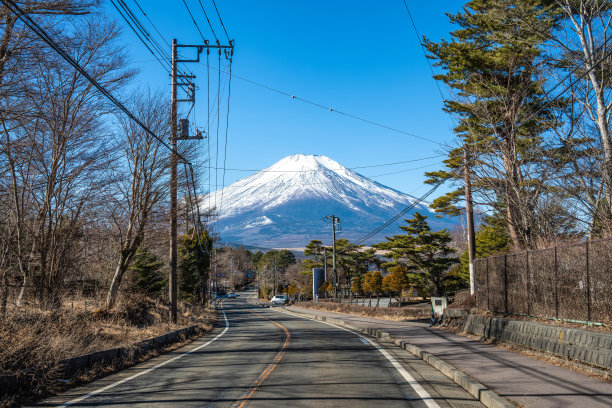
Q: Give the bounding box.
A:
[228,292,237,299]
[271,295,288,305]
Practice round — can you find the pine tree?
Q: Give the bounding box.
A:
[449,218,510,292]
[129,248,165,298]
[374,213,458,296]
[424,0,563,249]
[178,230,212,303]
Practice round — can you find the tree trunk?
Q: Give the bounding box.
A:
[106,251,131,309]
[388,294,392,308]
[16,274,27,306]
[369,294,372,307]
[0,269,8,318]
[375,294,380,308]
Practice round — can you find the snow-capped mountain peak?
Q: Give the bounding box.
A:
[201,154,453,248]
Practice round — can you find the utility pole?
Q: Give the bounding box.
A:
[464,146,476,295]
[169,39,178,323]
[168,38,233,321]
[323,247,327,282]
[273,258,277,296]
[325,215,340,298]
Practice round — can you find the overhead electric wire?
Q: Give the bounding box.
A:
[207,51,212,226]
[219,60,233,223]
[211,0,230,41]
[353,179,446,245]
[202,154,446,173]
[0,0,191,164]
[402,0,445,103]
[113,0,195,91]
[331,179,447,253]
[214,52,221,228]
[197,0,219,42]
[368,162,441,178]
[221,70,444,146]
[110,0,167,71]
[132,0,170,47]
[182,0,207,42]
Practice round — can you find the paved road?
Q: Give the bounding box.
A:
[35,293,483,407]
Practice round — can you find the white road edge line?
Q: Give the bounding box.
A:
[276,309,441,408]
[58,307,230,407]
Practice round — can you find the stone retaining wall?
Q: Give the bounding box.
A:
[463,315,612,370]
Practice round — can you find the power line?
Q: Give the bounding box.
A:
[202,154,445,173]
[222,70,445,146]
[329,179,446,253]
[0,0,191,165]
[182,0,207,42]
[112,0,195,91]
[401,0,445,102]
[211,0,230,41]
[197,0,219,42]
[353,179,445,245]
[219,60,233,224]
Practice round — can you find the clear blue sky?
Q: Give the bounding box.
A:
[104,0,465,198]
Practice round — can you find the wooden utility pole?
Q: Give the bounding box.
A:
[332,217,337,298]
[323,247,327,282]
[464,146,476,295]
[169,39,178,322]
[325,215,339,298]
[168,38,233,318]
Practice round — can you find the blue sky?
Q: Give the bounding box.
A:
[104,1,465,198]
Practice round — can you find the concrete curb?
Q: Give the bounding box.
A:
[281,307,515,408]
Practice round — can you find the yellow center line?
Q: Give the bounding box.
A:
[231,310,291,408]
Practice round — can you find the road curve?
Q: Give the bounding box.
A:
[33,294,483,407]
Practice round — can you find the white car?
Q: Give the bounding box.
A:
[271,295,288,305]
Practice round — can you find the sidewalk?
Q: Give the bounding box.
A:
[286,305,612,408]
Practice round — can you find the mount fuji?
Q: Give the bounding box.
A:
[202,154,457,248]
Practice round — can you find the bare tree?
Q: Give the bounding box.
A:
[105,91,169,309]
[553,1,612,232]
[0,10,131,307]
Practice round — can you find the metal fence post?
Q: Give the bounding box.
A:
[504,254,508,314]
[486,258,490,311]
[526,250,530,316]
[554,246,558,319]
[585,241,591,322]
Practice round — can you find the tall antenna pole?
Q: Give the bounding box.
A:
[169,39,179,322]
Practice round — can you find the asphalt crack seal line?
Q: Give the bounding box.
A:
[57,304,231,408]
[276,308,441,408]
[231,310,291,408]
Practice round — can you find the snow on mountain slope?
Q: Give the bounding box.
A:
[201,154,455,248]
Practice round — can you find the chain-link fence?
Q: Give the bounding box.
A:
[474,237,612,324]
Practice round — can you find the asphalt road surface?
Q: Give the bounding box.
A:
[35,292,484,407]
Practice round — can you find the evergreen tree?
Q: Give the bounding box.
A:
[424,0,563,249]
[448,218,510,292]
[374,213,458,296]
[129,248,165,298]
[303,240,327,270]
[178,229,212,303]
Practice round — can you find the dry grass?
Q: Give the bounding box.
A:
[0,294,216,407]
[294,300,430,321]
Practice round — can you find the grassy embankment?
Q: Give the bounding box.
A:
[0,295,216,407]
